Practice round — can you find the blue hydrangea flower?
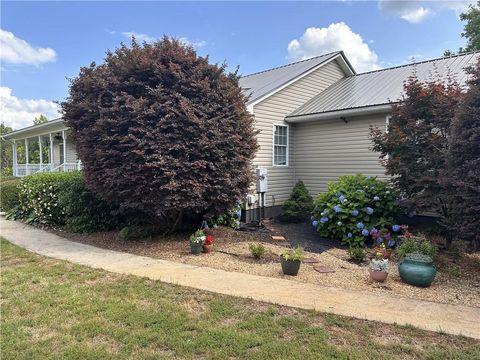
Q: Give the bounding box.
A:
[337,221,343,226]
[310,215,315,221]
[333,205,342,213]
[312,220,318,227]
[323,209,330,215]
[356,222,365,229]
[387,239,396,247]
[347,232,353,238]
[392,224,401,232]
[320,217,329,224]
[339,195,345,202]
[351,209,359,217]
[366,207,374,215]
[373,196,380,201]
[362,229,369,236]
[376,238,383,245]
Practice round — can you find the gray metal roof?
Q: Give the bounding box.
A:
[239,51,349,105]
[288,51,480,119]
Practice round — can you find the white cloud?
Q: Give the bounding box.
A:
[121,32,207,49]
[378,1,476,23]
[401,7,431,23]
[287,22,381,73]
[121,31,156,43]
[179,37,207,49]
[0,29,57,66]
[0,87,61,130]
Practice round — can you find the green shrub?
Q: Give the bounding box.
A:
[7,171,122,232]
[311,175,399,247]
[208,206,241,229]
[396,236,438,258]
[282,180,314,223]
[249,243,265,259]
[10,172,77,224]
[57,173,122,233]
[348,246,367,264]
[0,179,21,211]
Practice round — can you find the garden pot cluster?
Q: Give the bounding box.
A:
[189,229,214,255]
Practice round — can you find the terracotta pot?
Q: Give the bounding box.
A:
[373,247,392,259]
[203,244,212,253]
[369,269,388,282]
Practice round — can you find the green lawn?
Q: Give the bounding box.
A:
[1,238,479,360]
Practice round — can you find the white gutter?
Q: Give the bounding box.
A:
[285,104,392,123]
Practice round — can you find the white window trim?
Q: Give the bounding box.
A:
[272,123,289,167]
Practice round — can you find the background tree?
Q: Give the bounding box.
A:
[444,1,480,56]
[62,37,258,232]
[33,114,48,125]
[370,75,464,247]
[447,60,480,251]
[0,123,13,177]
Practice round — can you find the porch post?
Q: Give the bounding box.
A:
[12,140,17,176]
[38,135,43,166]
[62,130,67,171]
[49,133,54,169]
[25,138,29,175]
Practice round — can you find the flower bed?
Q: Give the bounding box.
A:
[47,225,480,308]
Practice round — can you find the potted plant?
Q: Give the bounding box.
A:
[203,235,214,253]
[369,225,405,259]
[369,256,389,282]
[280,246,304,276]
[190,229,206,255]
[397,235,437,287]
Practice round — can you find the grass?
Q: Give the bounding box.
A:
[1,238,479,360]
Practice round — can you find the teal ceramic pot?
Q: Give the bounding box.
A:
[190,243,203,255]
[398,256,436,287]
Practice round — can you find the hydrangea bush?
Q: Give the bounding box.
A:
[311,175,400,247]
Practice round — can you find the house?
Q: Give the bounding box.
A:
[4,50,479,216]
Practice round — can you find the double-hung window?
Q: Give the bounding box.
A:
[273,124,288,166]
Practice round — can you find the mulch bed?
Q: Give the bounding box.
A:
[45,223,480,308]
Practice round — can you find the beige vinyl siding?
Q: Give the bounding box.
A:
[252,59,346,206]
[294,113,388,197]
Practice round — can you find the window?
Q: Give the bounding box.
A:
[273,124,288,166]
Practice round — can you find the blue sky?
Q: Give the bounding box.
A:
[0,1,474,129]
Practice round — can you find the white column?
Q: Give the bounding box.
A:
[12,140,17,176]
[49,133,54,169]
[38,135,43,167]
[62,130,67,171]
[25,138,29,175]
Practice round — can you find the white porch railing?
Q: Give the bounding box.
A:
[14,161,82,177]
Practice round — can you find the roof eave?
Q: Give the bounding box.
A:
[285,104,392,123]
[2,118,66,140]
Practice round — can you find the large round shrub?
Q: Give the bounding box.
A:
[62,37,257,231]
[311,175,399,247]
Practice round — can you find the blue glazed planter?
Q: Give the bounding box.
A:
[398,257,436,287]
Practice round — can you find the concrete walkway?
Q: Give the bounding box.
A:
[1,218,479,339]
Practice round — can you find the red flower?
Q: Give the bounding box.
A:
[204,235,214,245]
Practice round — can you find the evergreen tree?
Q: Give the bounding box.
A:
[282,180,314,222]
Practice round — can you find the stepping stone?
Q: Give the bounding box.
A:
[313,265,335,273]
[271,235,286,241]
[303,257,320,264]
